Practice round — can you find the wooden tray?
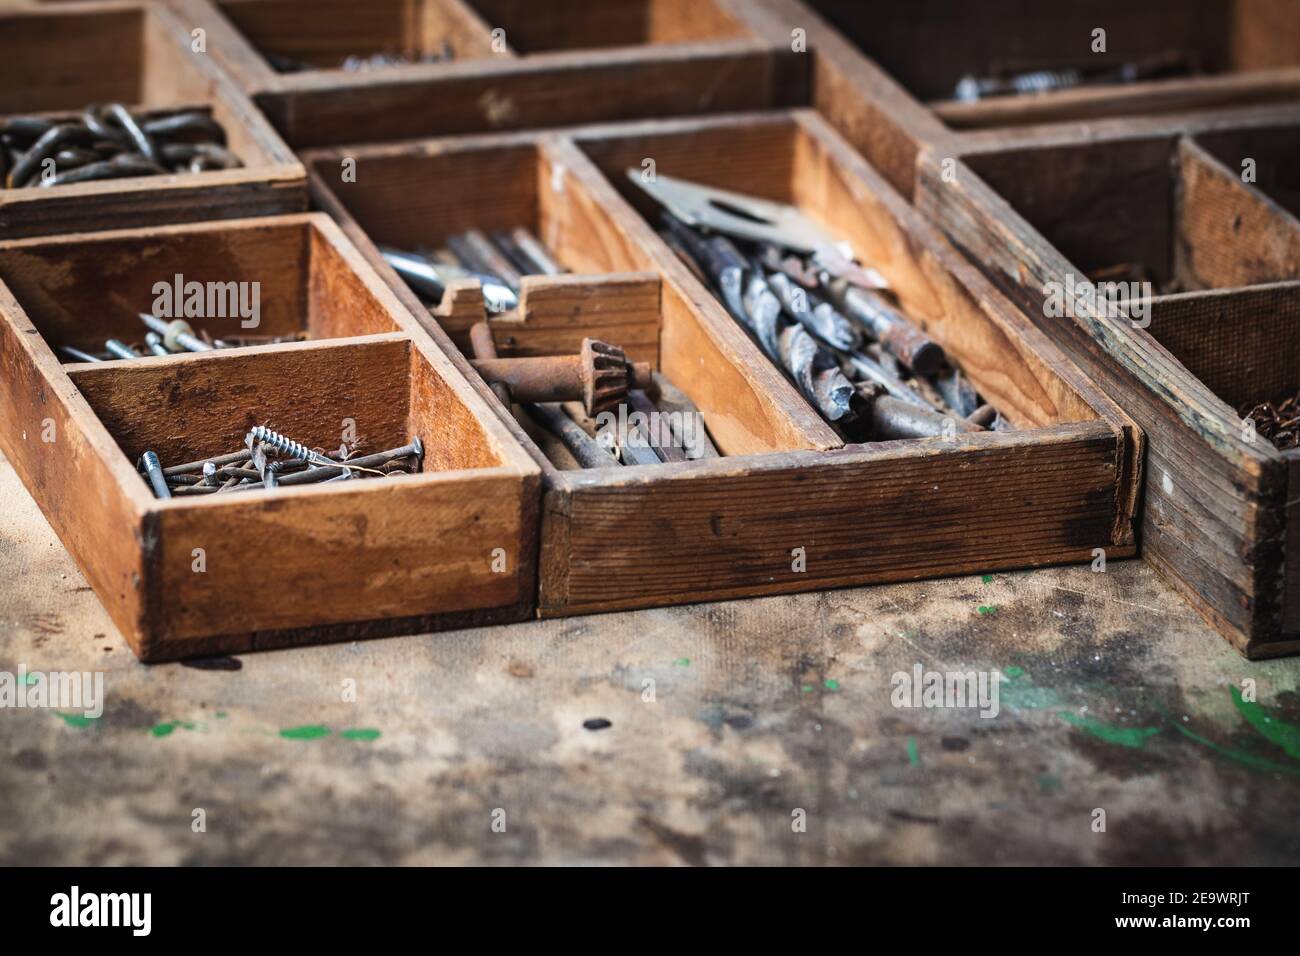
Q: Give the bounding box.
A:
[306,109,1142,617]
[918,108,1300,657]
[799,0,1300,131]
[170,0,805,148]
[0,213,540,661]
[0,0,305,238]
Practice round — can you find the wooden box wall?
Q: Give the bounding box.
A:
[306,109,1142,618]
[169,0,807,148]
[0,0,306,238]
[803,0,1300,130]
[0,213,540,661]
[917,107,1300,658]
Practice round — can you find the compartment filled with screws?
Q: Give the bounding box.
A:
[0,214,403,367]
[139,426,425,498]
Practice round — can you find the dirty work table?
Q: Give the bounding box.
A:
[1,449,1297,866]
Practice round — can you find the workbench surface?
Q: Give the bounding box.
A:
[1,450,1297,865]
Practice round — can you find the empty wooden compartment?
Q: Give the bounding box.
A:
[0,0,305,238]
[309,112,1141,617]
[805,0,1300,130]
[918,118,1300,657]
[0,213,540,661]
[173,0,801,148]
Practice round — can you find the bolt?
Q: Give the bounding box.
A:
[138,451,171,499]
[138,313,211,352]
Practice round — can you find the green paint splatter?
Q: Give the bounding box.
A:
[1037,773,1063,792]
[999,669,1068,711]
[54,712,96,728]
[1231,686,1300,760]
[673,658,691,667]
[801,684,814,693]
[149,720,196,738]
[981,574,993,584]
[1173,722,1300,778]
[977,605,998,616]
[214,711,228,720]
[1058,712,1160,748]
[824,679,840,691]
[280,725,330,740]
[906,737,920,767]
[339,728,380,741]
[18,672,39,686]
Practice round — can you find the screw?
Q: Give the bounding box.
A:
[57,345,103,363]
[144,332,170,356]
[138,313,211,353]
[104,338,140,360]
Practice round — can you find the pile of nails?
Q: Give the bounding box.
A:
[2,105,240,190]
[1241,390,1300,450]
[138,427,425,499]
[629,171,1007,442]
[266,43,455,74]
[382,227,565,315]
[58,313,307,364]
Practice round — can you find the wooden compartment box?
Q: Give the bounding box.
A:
[0,213,539,661]
[804,0,1300,130]
[918,119,1300,657]
[307,110,1141,617]
[0,0,305,239]
[173,0,802,149]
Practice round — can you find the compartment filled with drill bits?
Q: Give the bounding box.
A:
[175,0,784,149]
[0,1,304,238]
[804,0,1300,130]
[633,171,1008,440]
[306,118,1140,618]
[0,214,405,369]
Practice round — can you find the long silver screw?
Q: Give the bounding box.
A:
[138,313,212,352]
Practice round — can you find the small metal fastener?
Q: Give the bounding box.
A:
[138,451,172,499]
[273,439,424,486]
[105,338,140,360]
[144,332,170,356]
[57,345,104,364]
[138,313,211,353]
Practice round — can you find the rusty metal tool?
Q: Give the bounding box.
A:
[829,281,944,376]
[469,338,653,416]
[867,395,984,441]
